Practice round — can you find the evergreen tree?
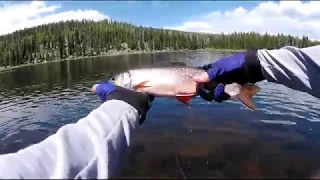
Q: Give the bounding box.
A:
[0,19,319,68]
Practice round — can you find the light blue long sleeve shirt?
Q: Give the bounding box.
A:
[0,45,320,179]
[0,100,141,179]
[258,45,320,99]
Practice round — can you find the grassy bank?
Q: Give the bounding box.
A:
[0,48,242,73]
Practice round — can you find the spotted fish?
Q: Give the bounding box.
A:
[94,67,261,110]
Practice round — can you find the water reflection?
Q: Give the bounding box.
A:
[0,51,320,178]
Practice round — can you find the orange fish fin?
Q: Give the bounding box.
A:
[176,95,193,107]
[133,81,150,89]
[242,83,260,97]
[234,83,260,111]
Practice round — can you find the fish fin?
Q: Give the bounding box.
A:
[234,83,260,111]
[133,81,150,89]
[242,83,260,97]
[176,95,193,107]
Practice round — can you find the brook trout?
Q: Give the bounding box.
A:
[93,67,261,110]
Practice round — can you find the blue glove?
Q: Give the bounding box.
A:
[93,80,154,124]
[197,50,265,102]
[95,82,116,102]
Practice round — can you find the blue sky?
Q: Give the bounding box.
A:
[0,1,319,39]
[56,1,263,28]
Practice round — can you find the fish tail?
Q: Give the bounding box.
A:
[234,83,260,110]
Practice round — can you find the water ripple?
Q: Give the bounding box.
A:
[0,52,320,178]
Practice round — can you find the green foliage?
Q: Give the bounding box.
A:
[0,19,319,68]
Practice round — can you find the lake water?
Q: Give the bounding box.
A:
[1,51,320,178]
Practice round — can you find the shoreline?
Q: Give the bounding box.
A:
[193,48,245,53]
[0,48,244,73]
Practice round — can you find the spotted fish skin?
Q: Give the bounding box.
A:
[110,67,261,110]
[127,67,204,89]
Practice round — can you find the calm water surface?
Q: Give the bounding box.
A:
[1,51,320,178]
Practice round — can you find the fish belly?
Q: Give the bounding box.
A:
[137,80,198,97]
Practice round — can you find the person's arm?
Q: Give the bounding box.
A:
[257,45,320,98]
[195,45,320,103]
[0,83,152,179]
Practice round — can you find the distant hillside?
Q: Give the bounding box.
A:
[0,19,319,68]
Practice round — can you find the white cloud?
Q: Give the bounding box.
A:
[0,1,109,35]
[164,1,320,40]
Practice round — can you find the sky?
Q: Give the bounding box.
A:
[1,1,320,39]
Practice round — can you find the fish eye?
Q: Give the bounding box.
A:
[109,77,116,83]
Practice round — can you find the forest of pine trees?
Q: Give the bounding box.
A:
[0,19,319,68]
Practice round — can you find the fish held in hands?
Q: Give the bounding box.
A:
[99,67,260,110]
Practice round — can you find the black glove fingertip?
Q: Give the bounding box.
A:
[199,86,214,102]
[213,84,231,103]
[149,95,155,102]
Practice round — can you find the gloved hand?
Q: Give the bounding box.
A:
[92,80,154,124]
[194,50,266,103]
